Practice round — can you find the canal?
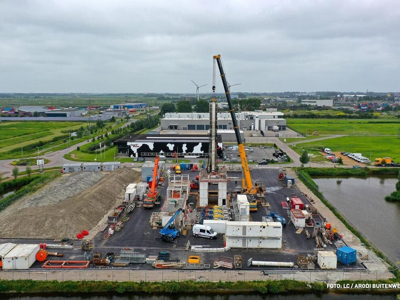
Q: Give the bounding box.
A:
[313,176,400,265]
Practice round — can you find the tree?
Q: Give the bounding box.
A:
[26,166,32,178]
[96,119,105,129]
[176,100,192,113]
[12,167,19,180]
[299,150,310,166]
[110,116,116,122]
[160,103,176,115]
[194,100,209,113]
[338,157,343,165]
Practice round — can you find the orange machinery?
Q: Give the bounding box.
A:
[143,156,161,208]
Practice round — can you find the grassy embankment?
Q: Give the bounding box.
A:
[284,119,400,163]
[297,167,400,276]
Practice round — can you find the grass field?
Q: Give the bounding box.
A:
[0,122,85,152]
[287,119,400,136]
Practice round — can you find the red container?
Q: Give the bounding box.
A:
[76,233,84,239]
[81,230,89,236]
[290,197,304,210]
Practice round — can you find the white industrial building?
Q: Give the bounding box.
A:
[161,111,286,133]
[301,99,334,107]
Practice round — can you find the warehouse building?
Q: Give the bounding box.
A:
[161,111,286,132]
[45,109,86,118]
[18,106,50,117]
[114,134,223,158]
[110,103,148,110]
[301,99,334,107]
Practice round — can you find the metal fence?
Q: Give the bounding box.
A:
[0,269,393,283]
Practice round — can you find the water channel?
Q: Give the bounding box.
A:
[313,176,400,265]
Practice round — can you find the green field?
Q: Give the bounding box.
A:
[285,119,400,163]
[287,119,400,136]
[0,122,85,153]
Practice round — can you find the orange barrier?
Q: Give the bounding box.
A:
[42,260,90,269]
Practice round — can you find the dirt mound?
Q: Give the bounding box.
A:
[0,168,140,239]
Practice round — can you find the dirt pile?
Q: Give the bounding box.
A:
[0,168,140,239]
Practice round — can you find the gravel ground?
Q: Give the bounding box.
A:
[0,168,140,239]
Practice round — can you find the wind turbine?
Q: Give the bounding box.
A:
[191,80,207,101]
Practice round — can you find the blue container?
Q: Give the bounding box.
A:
[180,163,187,170]
[337,246,357,265]
[285,175,295,185]
[146,176,152,183]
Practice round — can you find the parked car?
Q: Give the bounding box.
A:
[258,160,269,165]
[341,152,349,156]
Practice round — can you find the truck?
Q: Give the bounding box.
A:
[159,208,183,242]
[143,156,162,208]
[374,157,393,166]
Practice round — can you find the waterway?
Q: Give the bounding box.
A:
[313,176,400,265]
[0,187,17,200]
[1,294,397,300]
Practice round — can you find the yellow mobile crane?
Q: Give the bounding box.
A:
[213,55,264,210]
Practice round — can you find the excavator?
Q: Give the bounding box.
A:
[143,155,162,208]
[213,55,265,211]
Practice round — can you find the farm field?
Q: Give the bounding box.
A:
[291,135,400,163]
[287,119,400,136]
[0,122,85,159]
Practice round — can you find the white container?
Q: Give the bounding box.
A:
[226,221,282,238]
[124,188,137,201]
[199,181,208,207]
[317,251,337,269]
[0,243,16,261]
[225,236,282,249]
[203,220,227,234]
[291,209,306,228]
[3,244,39,270]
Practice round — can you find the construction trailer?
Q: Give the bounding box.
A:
[236,194,250,222]
[82,163,102,172]
[0,243,17,268]
[2,244,40,270]
[225,221,282,249]
[203,220,227,234]
[102,162,121,171]
[61,163,82,173]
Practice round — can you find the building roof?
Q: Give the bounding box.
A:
[4,244,39,258]
[18,106,50,113]
[0,243,16,258]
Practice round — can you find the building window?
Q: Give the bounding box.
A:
[188,125,195,130]
[197,125,205,130]
[205,125,210,130]
[222,125,227,129]
[168,125,178,130]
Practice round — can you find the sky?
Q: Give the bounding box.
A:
[0,0,399,93]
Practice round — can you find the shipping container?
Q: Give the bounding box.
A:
[203,220,227,234]
[317,251,337,269]
[0,243,16,268]
[82,162,101,172]
[3,244,39,270]
[225,221,282,238]
[290,197,304,210]
[102,162,121,171]
[337,246,357,265]
[61,163,82,173]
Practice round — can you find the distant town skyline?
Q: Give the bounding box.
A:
[1,0,399,93]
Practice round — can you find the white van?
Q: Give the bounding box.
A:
[324,148,332,154]
[192,224,217,239]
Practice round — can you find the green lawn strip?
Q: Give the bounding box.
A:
[11,158,50,166]
[286,119,400,136]
[65,146,118,162]
[290,136,400,163]
[0,122,85,153]
[297,167,399,277]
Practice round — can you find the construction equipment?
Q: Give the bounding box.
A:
[312,131,319,136]
[159,208,183,242]
[81,239,94,251]
[143,156,162,208]
[267,212,286,227]
[374,157,393,166]
[93,251,111,266]
[213,54,265,199]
